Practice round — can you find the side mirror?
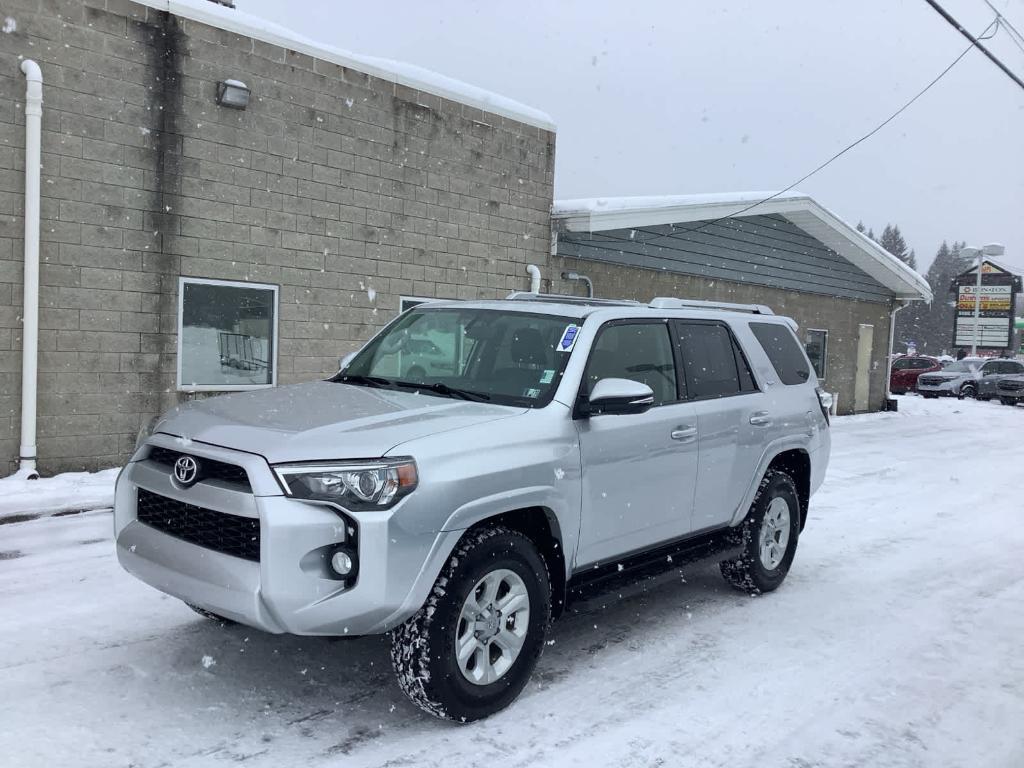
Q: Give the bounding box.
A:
[339,352,356,371]
[580,378,655,417]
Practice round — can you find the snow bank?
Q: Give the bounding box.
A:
[133,0,555,130]
[0,467,118,521]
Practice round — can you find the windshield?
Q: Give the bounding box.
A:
[336,307,581,407]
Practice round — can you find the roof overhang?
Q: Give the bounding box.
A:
[553,193,933,302]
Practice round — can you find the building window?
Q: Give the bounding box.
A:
[177,277,279,391]
[804,329,828,380]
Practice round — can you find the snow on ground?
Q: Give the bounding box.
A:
[1,396,1022,767]
[0,467,118,522]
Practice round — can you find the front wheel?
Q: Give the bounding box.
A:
[958,384,976,400]
[720,470,800,595]
[390,526,551,722]
[1001,397,1016,406]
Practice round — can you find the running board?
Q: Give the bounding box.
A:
[567,527,742,603]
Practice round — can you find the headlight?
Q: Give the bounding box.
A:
[135,415,160,451]
[274,458,418,511]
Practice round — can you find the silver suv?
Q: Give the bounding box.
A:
[114,294,831,721]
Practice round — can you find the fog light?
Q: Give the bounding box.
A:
[331,550,354,576]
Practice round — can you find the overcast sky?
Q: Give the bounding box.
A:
[245,0,1024,275]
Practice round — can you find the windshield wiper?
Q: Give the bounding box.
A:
[334,373,394,388]
[393,381,491,402]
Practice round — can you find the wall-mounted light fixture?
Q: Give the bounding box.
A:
[215,79,250,110]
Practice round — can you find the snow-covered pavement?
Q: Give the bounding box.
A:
[1,397,1022,768]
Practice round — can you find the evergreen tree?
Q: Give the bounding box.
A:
[879,224,915,270]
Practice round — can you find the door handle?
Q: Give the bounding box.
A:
[671,426,697,442]
[749,411,772,426]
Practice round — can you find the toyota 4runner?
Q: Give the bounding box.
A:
[114,294,831,721]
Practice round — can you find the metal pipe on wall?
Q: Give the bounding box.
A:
[18,60,43,477]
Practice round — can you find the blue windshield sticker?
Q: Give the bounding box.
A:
[539,369,555,384]
[557,325,579,352]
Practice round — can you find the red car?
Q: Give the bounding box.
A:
[890,355,942,394]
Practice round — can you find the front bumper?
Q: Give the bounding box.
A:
[915,379,961,396]
[114,435,461,636]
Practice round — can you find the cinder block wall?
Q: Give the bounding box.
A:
[550,256,894,414]
[0,0,555,473]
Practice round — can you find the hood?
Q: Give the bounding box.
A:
[155,381,524,464]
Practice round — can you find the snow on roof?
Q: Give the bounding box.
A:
[134,0,555,131]
[553,191,932,302]
[552,191,810,215]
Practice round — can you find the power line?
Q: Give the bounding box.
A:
[626,17,999,245]
[923,0,1024,90]
[982,0,1024,52]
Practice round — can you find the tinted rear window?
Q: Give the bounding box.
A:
[750,322,812,385]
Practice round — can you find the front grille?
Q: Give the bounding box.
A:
[918,377,945,386]
[147,447,250,489]
[136,489,260,561]
[999,379,1024,392]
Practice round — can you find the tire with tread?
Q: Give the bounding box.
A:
[958,383,976,400]
[390,525,551,722]
[1001,396,1016,406]
[720,470,800,595]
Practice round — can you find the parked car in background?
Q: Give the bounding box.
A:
[976,359,1024,401]
[996,373,1024,406]
[916,358,985,398]
[889,355,941,394]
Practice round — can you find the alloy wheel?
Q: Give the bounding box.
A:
[758,497,791,570]
[455,569,531,685]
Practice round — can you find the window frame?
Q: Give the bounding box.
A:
[671,319,760,403]
[176,276,280,393]
[400,295,440,314]
[575,318,682,411]
[804,328,829,380]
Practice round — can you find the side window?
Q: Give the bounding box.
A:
[750,322,812,385]
[911,358,932,370]
[582,323,678,406]
[674,322,753,399]
[981,361,999,375]
[892,359,911,371]
[1009,362,1024,374]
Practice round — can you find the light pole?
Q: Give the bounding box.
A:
[960,243,1005,356]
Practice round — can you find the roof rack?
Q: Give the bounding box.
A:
[648,297,775,315]
[505,292,642,306]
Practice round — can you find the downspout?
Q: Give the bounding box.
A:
[526,264,542,294]
[18,60,42,478]
[885,299,910,401]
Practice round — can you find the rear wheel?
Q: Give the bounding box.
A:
[1001,397,1016,406]
[390,525,551,721]
[720,470,800,595]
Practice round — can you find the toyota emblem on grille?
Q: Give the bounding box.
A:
[173,455,199,486]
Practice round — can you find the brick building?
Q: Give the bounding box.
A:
[0,0,555,472]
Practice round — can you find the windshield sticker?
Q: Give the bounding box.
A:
[539,369,555,384]
[524,387,541,399]
[557,325,579,352]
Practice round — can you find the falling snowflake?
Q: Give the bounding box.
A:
[2,18,16,34]
[201,655,216,669]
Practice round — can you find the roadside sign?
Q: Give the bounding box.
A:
[949,261,1022,350]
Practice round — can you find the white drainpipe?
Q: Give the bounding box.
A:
[526,264,542,294]
[885,299,910,400]
[18,60,42,477]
